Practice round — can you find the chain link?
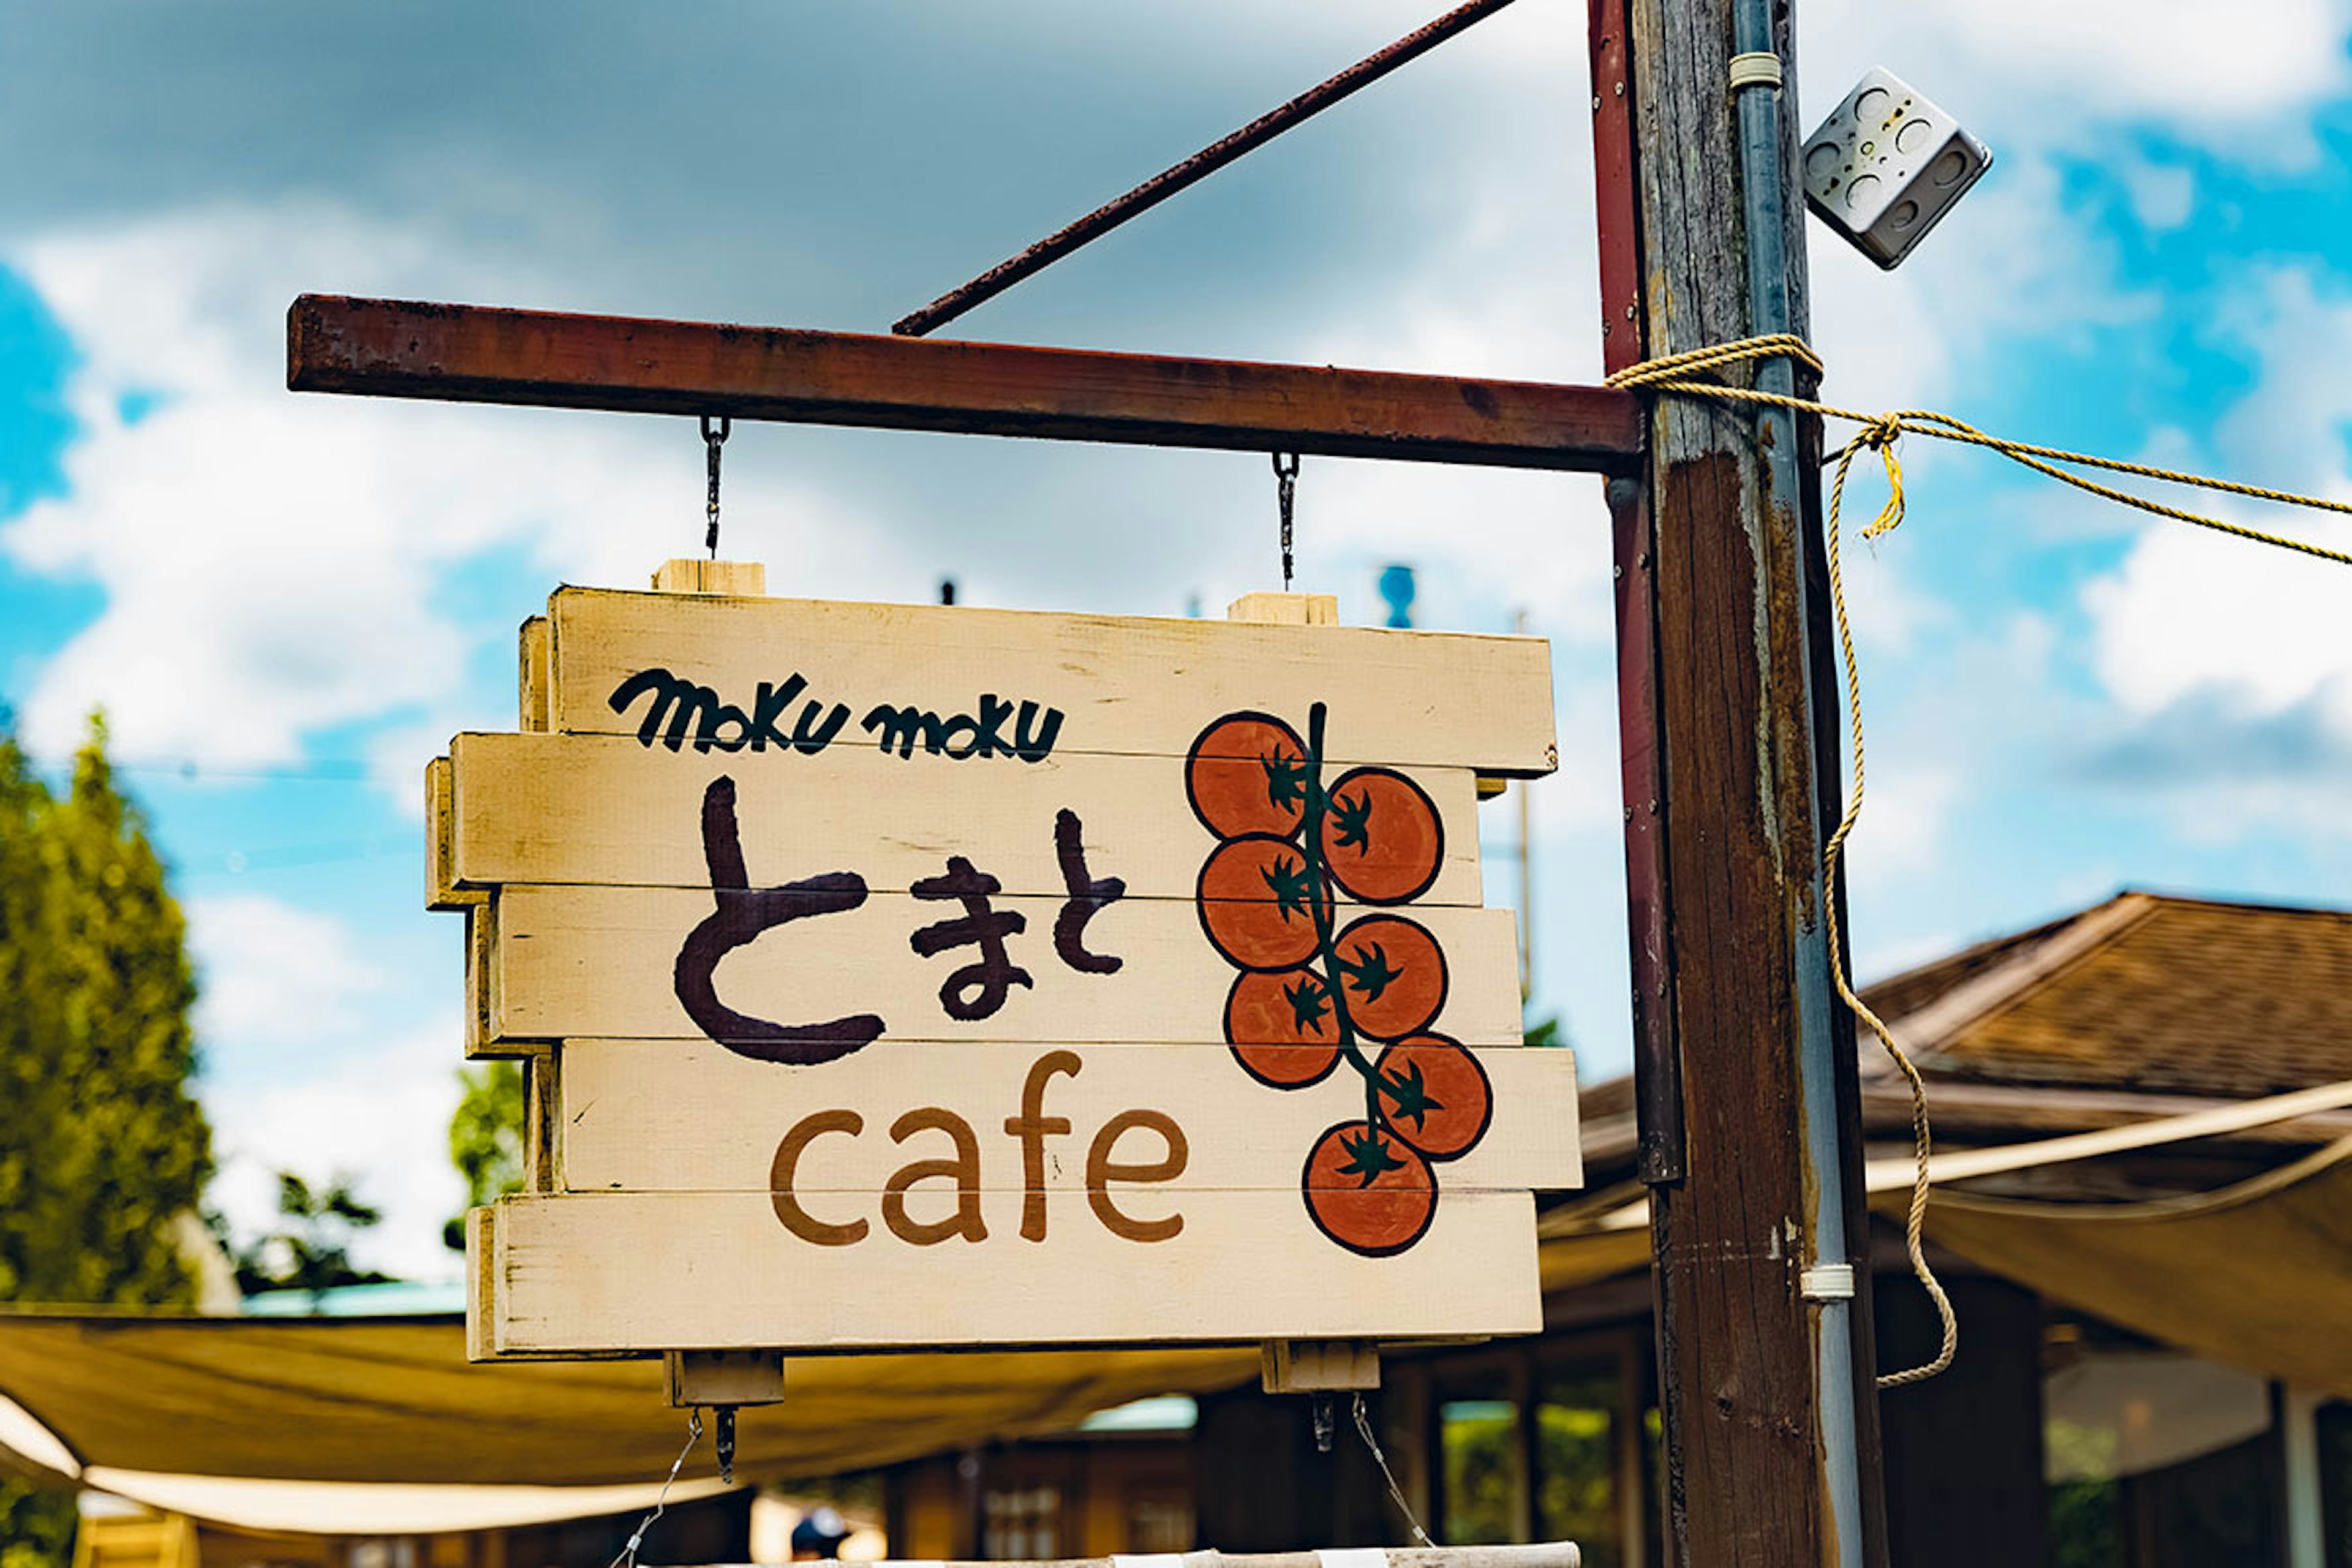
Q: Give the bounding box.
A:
[1272,451,1300,589]
[701,415,732,560]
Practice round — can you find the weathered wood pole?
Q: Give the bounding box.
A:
[1587,0,1891,1562]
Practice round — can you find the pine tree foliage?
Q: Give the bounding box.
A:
[0,718,215,1564]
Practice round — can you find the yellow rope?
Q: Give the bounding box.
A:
[1820,435,1955,1390]
[1605,334,2352,1391]
[1607,333,2352,565]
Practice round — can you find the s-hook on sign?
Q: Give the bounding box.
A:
[431,579,1581,1357]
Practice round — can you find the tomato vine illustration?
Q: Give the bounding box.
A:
[1186,702,1493,1256]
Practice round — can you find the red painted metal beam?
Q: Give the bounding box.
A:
[1587,0,1682,1191]
[287,295,1643,473]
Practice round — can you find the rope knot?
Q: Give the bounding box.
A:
[1850,415,1909,541]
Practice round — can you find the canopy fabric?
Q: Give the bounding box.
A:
[1534,1086,2352,1408]
[1537,1225,1650,1292]
[0,1312,1256,1495]
[1534,1120,2352,1404]
[65,1472,742,1537]
[1918,1136,2352,1401]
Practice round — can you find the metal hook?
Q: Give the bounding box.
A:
[701,415,733,560]
[1272,451,1300,590]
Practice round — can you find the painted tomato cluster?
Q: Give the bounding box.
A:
[1185,705,1493,1256]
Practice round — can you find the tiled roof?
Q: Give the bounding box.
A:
[1576,891,2352,1174]
[1872,891,2352,1098]
[1853,910,2081,1024]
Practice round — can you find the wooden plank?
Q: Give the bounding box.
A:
[652,558,767,595]
[446,731,1485,906]
[424,756,483,912]
[461,901,546,1060]
[464,1207,497,1363]
[478,1188,1541,1354]
[1261,1339,1381,1392]
[1227,592,1338,626]
[556,1039,1580,1194]
[288,295,1645,475]
[484,885,1526,1049]
[544,587,1559,776]
[519,616,551,733]
[524,1052,560,1193]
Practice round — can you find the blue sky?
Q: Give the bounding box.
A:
[5,1,2351,1278]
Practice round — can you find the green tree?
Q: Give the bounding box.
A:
[231,1171,393,1299]
[443,1059,524,1250]
[0,718,214,1566]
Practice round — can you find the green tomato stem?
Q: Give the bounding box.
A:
[1298,701,1390,1130]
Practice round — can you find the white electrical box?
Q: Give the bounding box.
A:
[1802,67,1992,268]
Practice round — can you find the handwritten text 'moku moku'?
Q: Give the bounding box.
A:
[609,668,1066,762]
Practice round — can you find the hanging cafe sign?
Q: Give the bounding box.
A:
[431,578,1581,1357]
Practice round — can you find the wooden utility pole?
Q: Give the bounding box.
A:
[1589,1,1890,1564]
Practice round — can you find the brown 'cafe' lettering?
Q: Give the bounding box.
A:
[767,1050,1189,1246]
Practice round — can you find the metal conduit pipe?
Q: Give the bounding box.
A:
[1728,1,1872,1564]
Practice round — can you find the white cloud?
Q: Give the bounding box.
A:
[2087,522,2352,719]
[0,203,915,769]
[1840,763,1961,894]
[1815,150,2162,420]
[2085,266,2352,729]
[1802,0,2352,156]
[187,892,383,1050]
[2207,267,2352,503]
[205,1017,469,1284]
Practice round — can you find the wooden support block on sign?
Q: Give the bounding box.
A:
[522,1052,561,1193]
[464,1207,498,1364]
[666,1349,785,1408]
[461,901,539,1060]
[652,558,767,595]
[1229,592,1338,626]
[519,617,551,733]
[1262,1339,1381,1393]
[425,757,485,913]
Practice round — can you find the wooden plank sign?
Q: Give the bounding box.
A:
[438,577,1580,1357]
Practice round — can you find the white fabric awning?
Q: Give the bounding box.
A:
[0,1317,1256,1533]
